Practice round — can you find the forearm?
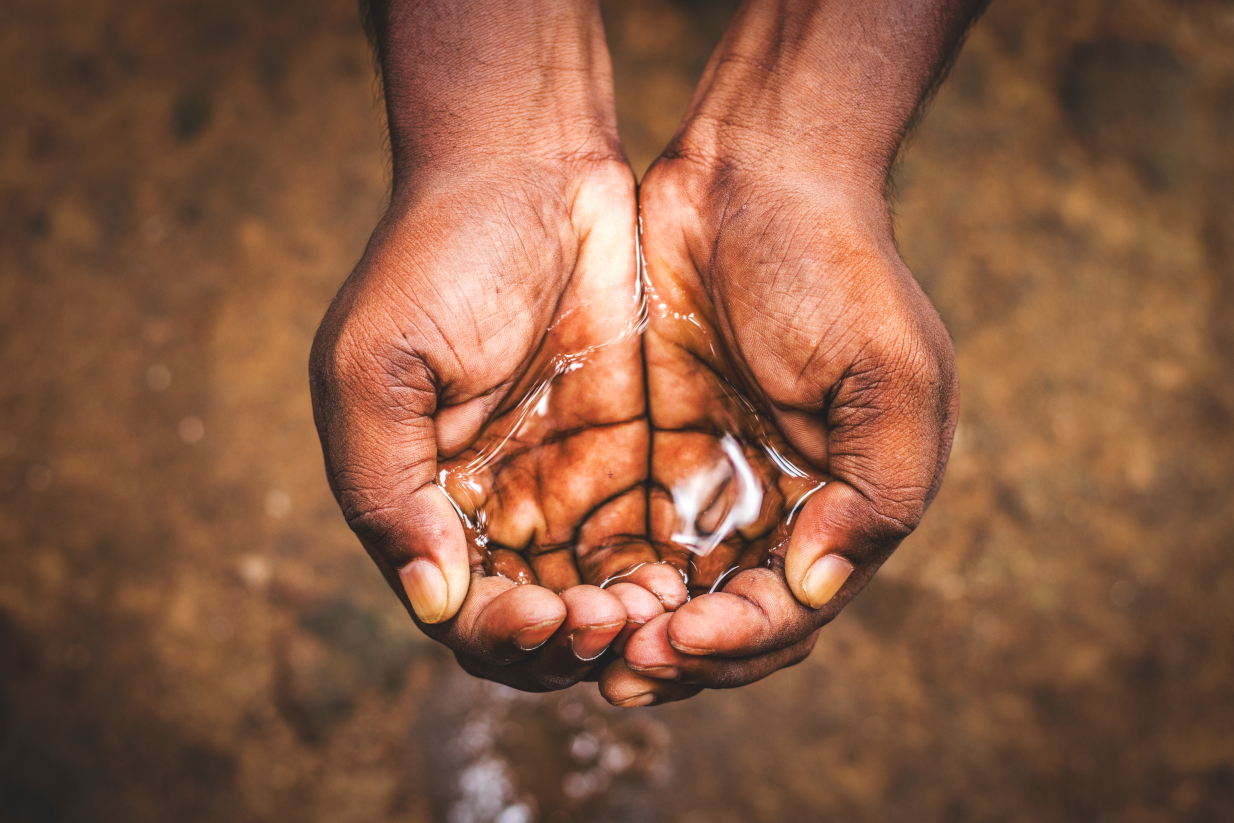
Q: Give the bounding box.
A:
[369,0,622,186]
[672,0,989,191]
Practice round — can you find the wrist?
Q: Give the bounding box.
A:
[375,0,624,185]
[668,111,891,201]
[649,146,891,242]
[384,82,625,187]
[386,152,634,221]
[662,0,986,191]
[667,45,903,192]
[376,155,636,282]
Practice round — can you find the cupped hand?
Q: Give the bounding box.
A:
[600,153,959,707]
[317,0,978,704]
[310,160,685,692]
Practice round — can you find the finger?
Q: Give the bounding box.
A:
[575,488,656,584]
[519,585,625,689]
[448,578,567,665]
[623,570,815,666]
[618,562,689,611]
[780,314,959,610]
[671,631,819,689]
[449,583,625,692]
[606,582,665,655]
[353,484,471,625]
[619,613,682,678]
[528,548,583,593]
[311,340,471,625]
[783,482,886,612]
[598,659,702,708]
[485,548,537,585]
[666,569,817,657]
[574,489,659,587]
[623,614,821,690]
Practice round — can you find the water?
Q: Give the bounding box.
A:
[435,232,828,597]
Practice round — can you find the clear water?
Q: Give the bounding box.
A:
[435,233,828,597]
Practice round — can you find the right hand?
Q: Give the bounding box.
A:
[310,158,685,692]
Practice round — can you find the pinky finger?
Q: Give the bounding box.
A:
[606,582,666,655]
[598,659,703,708]
[620,562,689,611]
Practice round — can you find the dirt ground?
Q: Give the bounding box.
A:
[2,0,1233,821]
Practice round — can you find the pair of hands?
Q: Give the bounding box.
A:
[310,0,965,707]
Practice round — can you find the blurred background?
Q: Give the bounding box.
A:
[2,0,1233,820]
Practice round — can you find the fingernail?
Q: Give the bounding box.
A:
[572,626,617,661]
[615,693,655,708]
[399,559,448,624]
[653,586,687,611]
[802,554,854,609]
[630,665,678,680]
[515,620,559,651]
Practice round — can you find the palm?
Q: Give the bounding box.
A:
[591,160,957,706]
[641,261,831,595]
[433,203,655,593]
[313,165,692,691]
[639,164,842,594]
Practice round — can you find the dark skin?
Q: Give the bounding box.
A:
[601,0,980,705]
[311,0,982,703]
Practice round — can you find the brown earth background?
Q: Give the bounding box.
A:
[2,0,1234,821]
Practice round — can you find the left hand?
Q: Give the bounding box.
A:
[596,0,981,708]
[600,148,959,707]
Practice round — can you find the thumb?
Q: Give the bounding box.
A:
[784,482,885,612]
[783,335,958,612]
[374,485,472,626]
[311,344,471,625]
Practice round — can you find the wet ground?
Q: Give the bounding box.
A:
[2,0,1233,821]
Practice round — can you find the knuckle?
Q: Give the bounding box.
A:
[899,341,945,396]
[331,461,427,545]
[833,333,952,435]
[829,446,931,548]
[866,327,944,406]
[864,487,927,544]
[313,301,439,419]
[337,482,403,545]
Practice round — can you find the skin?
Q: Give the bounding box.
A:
[311,0,984,701]
[600,0,984,706]
[310,0,685,692]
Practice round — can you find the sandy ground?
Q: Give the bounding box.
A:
[2,0,1233,821]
